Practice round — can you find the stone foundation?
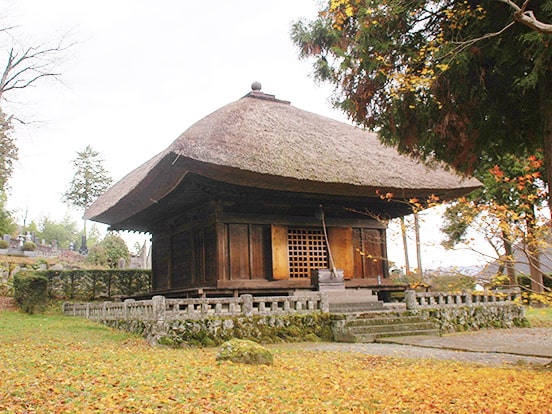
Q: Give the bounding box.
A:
[409,303,528,333]
[103,312,334,347]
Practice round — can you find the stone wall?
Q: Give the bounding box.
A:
[63,291,528,346]
[65,293,333,346]
[103,313,334,347]
[408,303,528,333]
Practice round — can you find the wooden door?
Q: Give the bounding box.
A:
[328,227,354,279]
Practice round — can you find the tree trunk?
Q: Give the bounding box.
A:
[526,215,544,294]
[414,213,422,279]
[527,246,544,294]
[400,217,410,274]
[503,233,516,286]
[540,71,552,220]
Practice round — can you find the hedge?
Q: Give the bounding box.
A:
[35,269,152,300]
[13,271,49,314]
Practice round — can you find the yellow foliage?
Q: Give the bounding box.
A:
[1,312,551,413]
[529,292,552,307]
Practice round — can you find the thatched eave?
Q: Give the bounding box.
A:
[86,85,481,228]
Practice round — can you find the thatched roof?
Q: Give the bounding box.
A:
[86,85,480,227]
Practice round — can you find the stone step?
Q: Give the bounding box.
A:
[328,301,385,313]
[332,310,440,343]
[324,289,379,303]
[343,315,430,327]
[347,321,438,335]
[349,329,441,343]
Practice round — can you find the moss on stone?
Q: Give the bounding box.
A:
[216,339,273,365]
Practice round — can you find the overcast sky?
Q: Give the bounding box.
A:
[2,0,493,269]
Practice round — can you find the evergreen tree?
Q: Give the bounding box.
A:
[291,0,552,203]
[62,145,112,252]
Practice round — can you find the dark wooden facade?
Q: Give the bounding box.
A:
[86,86,481,298]
[149,175,390,297]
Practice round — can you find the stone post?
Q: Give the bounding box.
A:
[319,292,329,313]
[405,290,418,310]
[463,289,473,306]
[102,301,109,320]
[152,295,166,322]
[124,299,135,320]
[283,299,291,312]
[241,294,253,317]
[455,293,462,305]
[201,301,210,315]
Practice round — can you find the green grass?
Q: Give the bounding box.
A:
[525,306,552,327]
[1,310,551,413]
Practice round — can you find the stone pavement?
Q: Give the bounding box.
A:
[275,327,552,367]
[379,327,552,359]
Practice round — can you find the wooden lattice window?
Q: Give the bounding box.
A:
[287,228,328,278]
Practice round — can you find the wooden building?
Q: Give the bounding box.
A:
[86,83,480,298]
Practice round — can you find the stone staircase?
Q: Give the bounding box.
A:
[324,289,386,314]
[332,311,440,343]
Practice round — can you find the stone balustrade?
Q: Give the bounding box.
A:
[63,293,329,322]
[405,288,521,310]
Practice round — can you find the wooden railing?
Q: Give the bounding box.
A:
[63,293,329,321]
[405,289,521,310]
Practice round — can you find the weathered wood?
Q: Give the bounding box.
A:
[218,211,386,229]
[171,231,192,288]
[194,229,206,284]
[249,224,270,279]
[217,278,311,289]
[204,225,218,282]
[216,222,229,281]
[229,224,250,280]
[351,228,385,278]
[328,227,354,279]
[152,235,170,291]
[271,224,289,279]
[363,229,384,278]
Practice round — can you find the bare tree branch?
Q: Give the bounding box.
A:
[444,21,516,62]
[497,0,552,34]
[0,35,70,101]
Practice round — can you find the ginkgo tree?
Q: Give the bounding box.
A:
[291,0,552,207]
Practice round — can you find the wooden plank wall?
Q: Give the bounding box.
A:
[220,223,272,281]
[352,228,385,278]
[151,235,170,291]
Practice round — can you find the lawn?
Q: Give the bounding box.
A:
[526,306,552,327]
[1,310,551,413]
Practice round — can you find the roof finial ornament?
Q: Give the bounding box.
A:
[251,81,262,91]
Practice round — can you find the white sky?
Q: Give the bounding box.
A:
[1,0,495,269]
